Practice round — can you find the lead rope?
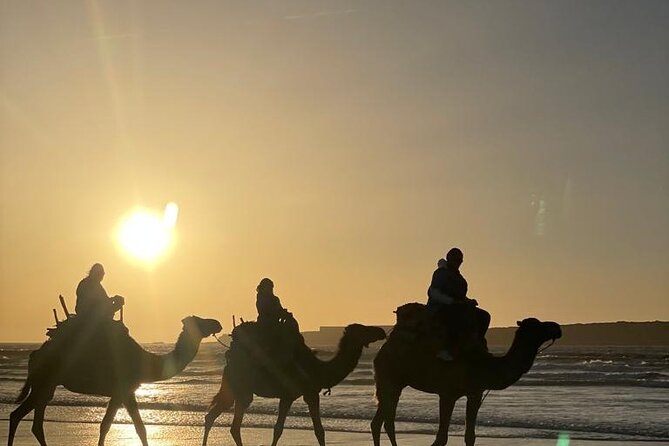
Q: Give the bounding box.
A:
[213,333,230,349]
[479,338,556,407]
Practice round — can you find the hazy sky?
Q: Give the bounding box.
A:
[1,1,667,341]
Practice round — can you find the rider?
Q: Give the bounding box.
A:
[256,278,288,325]
[75,263,124,322]
[255,278,298,364]
[427,248,490,360]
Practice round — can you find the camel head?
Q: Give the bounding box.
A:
[342,323,387,348]
[516,318,562,345]
[181,316,223,339]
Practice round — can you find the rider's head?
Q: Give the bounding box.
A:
[445,248,464,270]
[89,263,105,282]
[256,278,274,294]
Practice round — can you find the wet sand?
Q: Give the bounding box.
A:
[2,421,669,446]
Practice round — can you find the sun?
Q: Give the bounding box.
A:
[117,202,178,262]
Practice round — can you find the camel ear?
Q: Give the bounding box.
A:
[516,320,522,327]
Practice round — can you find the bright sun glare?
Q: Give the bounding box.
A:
[117,202,178,262]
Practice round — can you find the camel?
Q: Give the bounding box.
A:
[202,322,387,446]
[8,315,222,446]
[371,305,561,446]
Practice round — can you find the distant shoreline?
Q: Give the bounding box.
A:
[2,321,667,346]
[302,321,669,347]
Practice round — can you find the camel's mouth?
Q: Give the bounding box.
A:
[364,327,387,347]
[185,316,223,337]
[546,322,562,340]
[207,320,224,336]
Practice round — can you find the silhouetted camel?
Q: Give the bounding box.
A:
[372,310,561,446]
[203,322,386,446]
[8,316,222,446]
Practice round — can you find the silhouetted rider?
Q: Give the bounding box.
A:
[427,248,490,359]
[255,278,298,364]
[256,278,289,325]
[75,263,124,321]
[428,250,469,306]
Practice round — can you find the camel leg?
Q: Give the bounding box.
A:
[371,381,399,446]
[124,394,148,446]
[98,397,122,446]
[371,401,384,446]
[270,398,294,446]
[30,402,49,446]
[230,394,252,446]
[303,392,325,446]
[8,393,38,446]
[203,396,231,446]
[382,389,402,446]
[10,384,54,446]
[431,396,456,446]
[465,393,483,446]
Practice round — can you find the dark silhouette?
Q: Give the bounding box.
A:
[255,278,298,363]
[427,248,490,359]
[75,263,124,321]
[8,315,222,446]
[202,321,386,446]
[256,278,289,325]
[371,303,561,446]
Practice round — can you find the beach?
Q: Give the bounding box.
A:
[2,343,668,445]
[2,420,669,446]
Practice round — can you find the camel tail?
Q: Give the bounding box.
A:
[15,377,30,404]
[208,374,235,413]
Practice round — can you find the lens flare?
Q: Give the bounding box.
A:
[557,432,570,446]
[163,202,179,228]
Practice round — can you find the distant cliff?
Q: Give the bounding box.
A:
[302,321,669,347]
[486,321,669,346]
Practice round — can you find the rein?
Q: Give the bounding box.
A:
[538,338,555,354]
[213,333,230,349]
[480,338,556,407]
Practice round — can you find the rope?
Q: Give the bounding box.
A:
[480,389,492,405]
[213,333,230,349]
[538,339,555,354]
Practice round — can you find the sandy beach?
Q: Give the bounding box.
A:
[2,420,669,446]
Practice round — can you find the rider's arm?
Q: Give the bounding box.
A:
[428,268,454,305]
[428,286,455,305]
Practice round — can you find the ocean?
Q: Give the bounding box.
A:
[1,342,667,442]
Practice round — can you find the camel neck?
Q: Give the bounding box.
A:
[144,330,201,382]
[317,337,363,389]
[482,334,541,390]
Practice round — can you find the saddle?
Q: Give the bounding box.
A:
[228,318,303,371]
[46,316,129,340]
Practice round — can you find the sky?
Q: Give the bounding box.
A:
[1,0,667,342]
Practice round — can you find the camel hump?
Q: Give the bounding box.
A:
[227,319,305,370]
[230,320,257,340]
[46,316,129,340]
[394,302,427,329]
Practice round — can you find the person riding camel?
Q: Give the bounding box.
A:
[255,278,299,364]
[256,278,289,326]
[427,248,490,360]
[75,263,124,322]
